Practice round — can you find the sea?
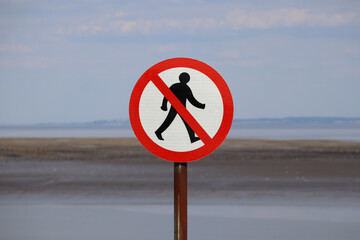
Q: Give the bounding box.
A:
[1,127,359,141]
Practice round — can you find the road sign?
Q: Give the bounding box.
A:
[129,57,233,162]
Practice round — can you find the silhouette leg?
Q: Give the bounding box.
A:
[180,117,200,143]
[155,107,177,140]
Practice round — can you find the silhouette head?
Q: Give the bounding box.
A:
[179,72,190,84]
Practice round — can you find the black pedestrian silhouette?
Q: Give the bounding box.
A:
[155,72,205,143]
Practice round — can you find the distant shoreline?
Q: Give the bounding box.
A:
[1,126,360,141]
[2,117,360,128]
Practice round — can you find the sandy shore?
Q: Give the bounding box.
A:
[0,137,359,204]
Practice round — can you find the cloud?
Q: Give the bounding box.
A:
[114,11,129,17]
[227,8,357,29]
[0,59,16,67]
[0,44,31,53]
[68,17,221,35]
[150,43,183,53]
[0,56,52,68]
[23,57,50,68]
[3,0,32,3]
[60,8,358,36]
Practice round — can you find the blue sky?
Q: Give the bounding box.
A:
[0,0,359,125]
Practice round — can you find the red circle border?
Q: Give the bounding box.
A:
[129,57,234,162]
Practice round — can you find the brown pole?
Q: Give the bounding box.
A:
[174,162,187,240]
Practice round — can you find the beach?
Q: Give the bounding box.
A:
[1,138,360,239]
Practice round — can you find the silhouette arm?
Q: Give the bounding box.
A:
[161,97,168,111]
[188,90,205,109]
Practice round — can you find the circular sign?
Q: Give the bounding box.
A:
[129,57,233,162]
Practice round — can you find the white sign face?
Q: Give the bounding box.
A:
[139,67,224,152]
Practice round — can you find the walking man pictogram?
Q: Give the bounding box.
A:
[155,72,206,143]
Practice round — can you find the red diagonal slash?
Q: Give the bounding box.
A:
[150,73,212,145]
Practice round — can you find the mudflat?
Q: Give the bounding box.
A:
[0,138,359,204]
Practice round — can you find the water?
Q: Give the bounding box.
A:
[1,204,359,240]
[1,127,359,141]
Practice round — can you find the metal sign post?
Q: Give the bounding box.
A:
[174,162,187,240]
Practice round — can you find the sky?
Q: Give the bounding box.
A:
[0,0,359,125]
